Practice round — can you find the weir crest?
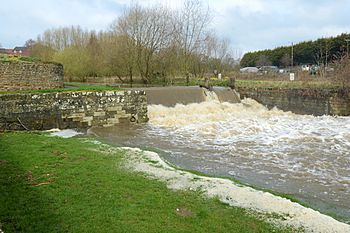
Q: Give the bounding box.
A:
[143,86,241,107]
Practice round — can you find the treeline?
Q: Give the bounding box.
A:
[28,1,236,84]
[240,33,350,68]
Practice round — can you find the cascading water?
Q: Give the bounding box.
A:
[89,97,350,222]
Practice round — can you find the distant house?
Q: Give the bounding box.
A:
[0,46,30,56]
[0,48,14,55]
[13,47,30,56]
[301,64,311,72]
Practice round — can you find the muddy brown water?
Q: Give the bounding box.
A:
[89,95,350,223]
[140,86,240,106]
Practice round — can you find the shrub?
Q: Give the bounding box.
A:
[333,56,350,88]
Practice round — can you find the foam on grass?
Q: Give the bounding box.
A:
[122,147,350,233]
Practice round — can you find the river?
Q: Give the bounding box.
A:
[89,98,350,223]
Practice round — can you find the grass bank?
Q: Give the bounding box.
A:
[183,78,345,90]
[0,132,294,233]
[235,79,344,89]
[0,55,41,63]
[0,82,121,95]
[63,74,348,90]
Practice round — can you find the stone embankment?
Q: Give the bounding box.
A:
[0,61,64,91]
[237,87,350,116]
[0,90,148,131]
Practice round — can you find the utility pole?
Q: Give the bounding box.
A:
[324,40,329,78]
[289,42,295,81]
[346,39,350,58]
[291,42,294,68]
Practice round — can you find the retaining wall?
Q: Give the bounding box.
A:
[0,61,64,91]
[237,87,350,116]
[0,90,148,131]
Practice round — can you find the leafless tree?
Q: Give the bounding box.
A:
[29,1,237,82]
[30,43,56,61]
[37,26,90,50]
[314,39,333,77]
[174,0,211,79]
[256,54,272,67]
[204,33,233,73]
[24,39,36,49]
[280,53,291,68]
[333,55,350,88]
[113,4,174,84]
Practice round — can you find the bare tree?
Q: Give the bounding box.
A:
[113,4,174,84]
[204,33,233,73]
[175,0,211,79]
[314,39,333,77]
[86,31,101,76]
[24,39,36,48]
[256,54,272,67]
[280,53,291,68]
[101,33,136,85]
[28,2,235,82]
[333,55,350,88]
[37,26,90,50]
[30,42,56,61]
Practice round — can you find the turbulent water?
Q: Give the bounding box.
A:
[90,98,350,222]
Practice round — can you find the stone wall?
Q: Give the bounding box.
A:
[0,90,148,131]
[237,87,350,116]
[0,61,64,91]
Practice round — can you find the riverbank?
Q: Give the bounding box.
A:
[237,87,350,116]
[124,147,350,233]
[0,132,295,233]
[0,82,121,95]
[62,75,350,90]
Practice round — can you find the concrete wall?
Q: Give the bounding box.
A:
[0,61,64,91]
[237,87,350,116]
[144,86,241,107]
[0,90,148,131]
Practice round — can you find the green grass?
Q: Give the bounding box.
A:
[0,82,121,95]
[64,82,123,92]
[235,79,344,89]
[151,77,345,90]
[0,132,296,233]
[184,78,344,90]
[0,55,49,63]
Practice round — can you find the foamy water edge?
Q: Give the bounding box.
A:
[122,146,350,233]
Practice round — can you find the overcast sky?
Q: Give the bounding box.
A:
[1,0,350,57]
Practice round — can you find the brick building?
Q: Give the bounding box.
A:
[0,46,30,56]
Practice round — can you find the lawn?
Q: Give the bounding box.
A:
[235,79,344,89]
[0,82,121,95]
[0,132,294,233]
[150,76,345,90]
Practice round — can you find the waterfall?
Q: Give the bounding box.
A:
[144,86,240,107]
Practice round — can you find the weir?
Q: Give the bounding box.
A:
[212,87,241,103]
[90,98,350,222]
[143,86,241,106]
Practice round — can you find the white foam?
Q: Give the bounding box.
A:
[146,99,350,208]
[49,129,83,138]
[122,147,350,233]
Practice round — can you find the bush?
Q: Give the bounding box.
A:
[19,56,41,62]
[332,56,350,88]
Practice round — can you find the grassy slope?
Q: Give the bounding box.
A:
[0,79,342,95]
[235,79,343,89]
[0,132,294,233]
[155,77,343,90]
[0,82,121,95]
